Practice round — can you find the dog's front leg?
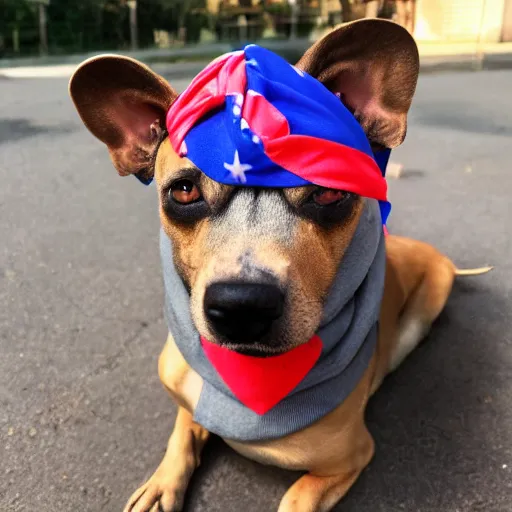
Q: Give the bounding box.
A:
[124,407,209,512]
[277,418,374,512]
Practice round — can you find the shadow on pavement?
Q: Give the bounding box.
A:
[0,118,77,145]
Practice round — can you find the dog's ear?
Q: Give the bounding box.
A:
[297,19,419,149]
[69,55,177,182]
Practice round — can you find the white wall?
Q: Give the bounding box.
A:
[414,0,505,43]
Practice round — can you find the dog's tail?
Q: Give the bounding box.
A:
[455,266,494,277]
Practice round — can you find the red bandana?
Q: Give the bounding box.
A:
[201,336,323,415]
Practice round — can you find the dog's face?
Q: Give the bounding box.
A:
[70,20,419,355]
[154,139,365,354]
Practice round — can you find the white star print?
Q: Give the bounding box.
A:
[224,150,252,184]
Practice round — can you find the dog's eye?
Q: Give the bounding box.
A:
[299,188,358,226]
[170,179,202,204]
[163,178,209,224]
[312,189,345,206]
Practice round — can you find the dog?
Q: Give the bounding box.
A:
[69,19,492,512]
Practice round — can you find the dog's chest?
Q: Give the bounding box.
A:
[224,433,344,471]
[162,337,335,469]
[162,334,375,471]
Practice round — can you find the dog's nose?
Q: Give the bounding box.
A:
[204,282,284,343]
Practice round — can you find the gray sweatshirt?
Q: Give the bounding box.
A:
[160,198,385,442]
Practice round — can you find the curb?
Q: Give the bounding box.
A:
[483,51,512,70]
[0,39,308,70]
[420,52,512,73]
[1,50,512,79]
[0,39,313,79]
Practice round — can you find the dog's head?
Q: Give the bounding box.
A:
[69,20,419,356]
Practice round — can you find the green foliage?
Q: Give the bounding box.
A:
[46,0,127,54]
[0,0,39,55]
[263,2,292,17]
[0,0,320,57]
[0,0,207,56]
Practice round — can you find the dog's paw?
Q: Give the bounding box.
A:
[123,466,187,512]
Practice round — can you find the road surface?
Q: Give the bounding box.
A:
[1,68,511,511]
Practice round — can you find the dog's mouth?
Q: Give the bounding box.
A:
[201,326,292,358]
[210,340,289,357]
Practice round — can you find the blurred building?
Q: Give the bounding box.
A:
[414,0,511,43]
[206,0,511,42]
[206,0,347,17]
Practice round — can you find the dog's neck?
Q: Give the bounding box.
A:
[160,198,386,442]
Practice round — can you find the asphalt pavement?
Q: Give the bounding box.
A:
[1,67,511,512]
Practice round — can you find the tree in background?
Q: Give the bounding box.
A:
[0,0,38,55]
[46,0,126,54]
[157,0,205,44]
[339,0,352,21]
[0,0,205,57]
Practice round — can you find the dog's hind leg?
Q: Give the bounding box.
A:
[124,407,209,512]
[388,252,455,373]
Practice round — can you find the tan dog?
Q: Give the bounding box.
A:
[69,19,491,512]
